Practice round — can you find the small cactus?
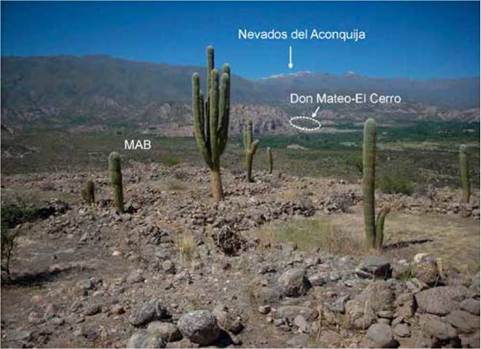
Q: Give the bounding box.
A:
[243,120,259,182]
[81,179,95,205]
[108,152,124,213]
[267,147,273,174]
[362,118,389,249]
[459,145,470,203]
[374,207,390,248]
[192,46,230,202]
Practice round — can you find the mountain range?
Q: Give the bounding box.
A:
[1,55,479,135]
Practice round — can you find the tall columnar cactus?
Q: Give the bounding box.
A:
[267,147,273,174]
[362,118,389,249]
[108,152,124,213]
[192,46,230,202]
[81,179,95,205]
[459,145,471,203]
[243,120,259,182]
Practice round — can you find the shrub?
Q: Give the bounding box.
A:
[1,229,19,275]
[1,203,38,230]
[378,173,414,195]
[1,203,35,275]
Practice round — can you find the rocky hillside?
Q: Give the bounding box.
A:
[1,163,479,347]
[1,55,479,133]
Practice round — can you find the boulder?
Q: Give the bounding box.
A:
[251,286,281,305]
[392,323,410,338]
[366,323,398,348]
[415,257,440,286]
[307,273,328,287]
[248,277,281,305]
[147,322,182,342]
[346,281,393,330]
[278,268,311,297]
[360,281,394,313]
[460,298,480,315]
[418,314,458,340]
[327,295,349,314]
[357,256,391,279]
[293,315,309,333]
[127,330,166,348]
[393,293,415,320]
[129,301,170,327]
[415,286,467,315]
[177,310,220,346]
[444,310,479,334]
[345,299,376,330]
[212,304,244,334]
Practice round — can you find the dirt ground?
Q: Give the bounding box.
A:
[1,164,479,347]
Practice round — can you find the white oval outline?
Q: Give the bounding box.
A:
[288,116,322,132]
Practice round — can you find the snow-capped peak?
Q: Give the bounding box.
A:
[261,71,314,80]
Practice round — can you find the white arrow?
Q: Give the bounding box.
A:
[311,106,320,118]
[288,45,293,69]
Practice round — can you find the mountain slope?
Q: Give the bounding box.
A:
[1,55,479,132]
[258,72,480,108]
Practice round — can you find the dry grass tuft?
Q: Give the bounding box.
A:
[176,232,196,262]
[254,217,368,256]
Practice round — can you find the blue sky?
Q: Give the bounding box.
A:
[2,1,479,79]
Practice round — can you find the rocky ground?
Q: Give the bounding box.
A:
[1,162,480,348]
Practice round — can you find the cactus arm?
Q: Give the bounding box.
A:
[244,120,253,151]
[218,73,228,134]
[192,74,213,168]
[222,63,230,76]
[198,91,205,135]
[218,70,230,154]
[362,118,377,248]
[204,97,210,156]
[207,45,214,93]
[209,69,220,167]
[204,46,214,146]
[251,140,259,154]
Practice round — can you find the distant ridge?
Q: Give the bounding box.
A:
[1,55,479,131]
